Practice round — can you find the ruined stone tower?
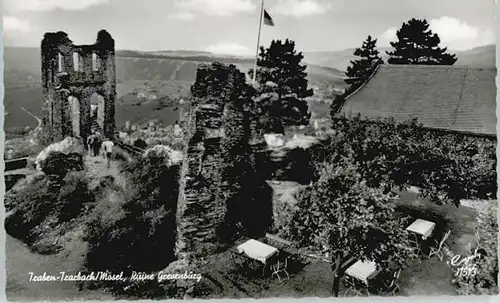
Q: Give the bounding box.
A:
[175,63,259,261]
[40,30,116,143]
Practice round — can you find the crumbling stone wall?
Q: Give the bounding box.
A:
[40,30,116,144]
[175,63,270,261]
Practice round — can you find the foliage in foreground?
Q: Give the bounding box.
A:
[5,171,95,248]
[83,146,180,276]
[312,115,496,206]
[279,114,496,296]
[454,202,498,295]
[282,159,414,296]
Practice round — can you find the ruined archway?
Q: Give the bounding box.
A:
[41,30,116,143]
[91,92,105,133]
[68,96,80,137]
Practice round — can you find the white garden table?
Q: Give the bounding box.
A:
[237,239,278,264]
[345,260,379,285]
[406,219,436,240]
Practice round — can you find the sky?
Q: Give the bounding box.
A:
[1,0,497,55]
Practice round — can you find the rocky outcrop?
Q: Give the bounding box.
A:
[35,137,84,170]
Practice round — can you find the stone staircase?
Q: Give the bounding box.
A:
[90,119,103,135]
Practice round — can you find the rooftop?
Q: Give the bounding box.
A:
[341,64,497,136]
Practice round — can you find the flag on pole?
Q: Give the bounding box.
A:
[263,10,274,26]
[253,1,273,85]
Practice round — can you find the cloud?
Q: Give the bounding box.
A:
[380,27,397,41]
[379,16,494,50]
[168,12,196,21]
[175,0,255,16]
[272,0,330,18]
[3,16,33,35]
[206,42,251,56]
[4,0,110,12]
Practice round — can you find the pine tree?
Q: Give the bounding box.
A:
[249,39,313,133]
[387,18,457,65]
[345,35,383,92]
[330,35,383,116]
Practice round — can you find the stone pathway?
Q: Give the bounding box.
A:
[84,154,123,183]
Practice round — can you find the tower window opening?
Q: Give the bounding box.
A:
[73,52,83,71]
[92,53,101,71]
[58,53,64,72]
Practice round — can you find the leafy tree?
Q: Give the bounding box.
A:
[284,159,413,296]
[386,18,457,65]
[313,115,496,205]
[331,35,383,114]
[249,39,313,133]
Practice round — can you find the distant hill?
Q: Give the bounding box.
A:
[304,44,496,71]
[3,47,345,87]
[4,44,492,131]
[2,47,345,130]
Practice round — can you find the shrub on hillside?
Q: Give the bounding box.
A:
[5,171,95,246]
[111,146,130,162]
[40,151,84,177]
[83,149,180,275]
[133,138,147,149]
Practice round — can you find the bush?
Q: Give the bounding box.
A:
[4,172,95,245]
[133,138,147,149]
[454,202,498,295]
[83,149,181,275]
[314,115,496,206]
[111,146,130,162]
[40,151,84,177]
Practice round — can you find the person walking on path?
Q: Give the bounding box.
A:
[93,134,102,158]
[101,138,115,168]
[87,134,95,156]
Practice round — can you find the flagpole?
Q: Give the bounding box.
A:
[252,0,265,85]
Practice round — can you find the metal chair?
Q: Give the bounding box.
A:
[428,230,451,261]
[408,232,422,257]
[270,255,290,282]
[229,249,245,267]
[382,268,401,296]
[342,275,370,296]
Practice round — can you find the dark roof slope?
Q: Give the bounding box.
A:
[341,64,497,136]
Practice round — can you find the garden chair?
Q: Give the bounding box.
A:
[474,226,481,249]
[342,275,370,296]
[428,230,451,261]
[466,227,481,255]
[270,255,290,282]
[381,268,401,296]
[229,249,245,267]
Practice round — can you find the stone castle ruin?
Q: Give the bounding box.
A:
[41,30,116,143]
[175,63,272,262]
